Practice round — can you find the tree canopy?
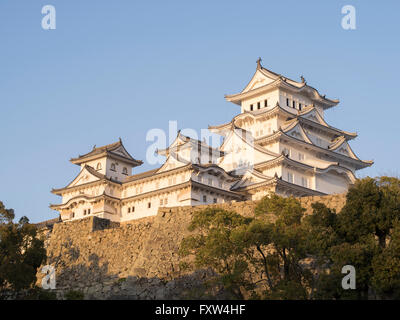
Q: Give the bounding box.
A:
[180,176,400,299]
[0,201,46,294]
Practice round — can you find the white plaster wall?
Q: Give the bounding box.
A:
[241,90,280,113]
[279,90,313,114]
[315,172,349,194]
[105,158,133,182]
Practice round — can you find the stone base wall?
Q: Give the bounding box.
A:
[36,193,347,299]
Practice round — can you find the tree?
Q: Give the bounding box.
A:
[179,176,400,300]
[180,196,314,299]
[179,208,253,299]
[0,201,46,294]
[249,195,311,299]
[307,177,400,299]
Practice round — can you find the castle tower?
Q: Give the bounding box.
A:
[209,59,373,199]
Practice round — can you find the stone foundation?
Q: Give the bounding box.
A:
[36,193,347,299]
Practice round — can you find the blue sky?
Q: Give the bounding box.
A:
[0,1,399,222]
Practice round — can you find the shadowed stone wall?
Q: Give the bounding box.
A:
[36,193,347,299]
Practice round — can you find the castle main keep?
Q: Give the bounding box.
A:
[50,60,372,222]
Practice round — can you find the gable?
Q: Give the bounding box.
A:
[332,140,359,159]
[156,154,189,173]
[242,70,276,93]
[284,123,313,144]
[231,170,271,190]
[67,167,102,188]
[301,108,329,127]
[218,129,276,172]
[112,145,131,158]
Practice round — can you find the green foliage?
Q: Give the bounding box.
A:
[180,208,253,299]
[370,221,400,299]
[180,197,314,299]
[251,195,312,299]
[64,289,84,300]
[0,201,46,293]
[179,177,400,300]
[308,176,400,299]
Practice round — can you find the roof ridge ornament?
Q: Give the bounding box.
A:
[256,57,262,70]
[300,75,306,84]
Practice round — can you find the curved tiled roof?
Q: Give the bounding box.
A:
[70,139,143,166]
[225,60,339,109]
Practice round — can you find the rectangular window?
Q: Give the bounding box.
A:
[257,102,260,109]
[213,198,217,204]
[264,99,268,107]
[298,152,305,161]
[301,177,308,188]
[250,104,253,111]
[203,195,207,202]
[292,100,296,108]
[208,178,212,185]
[286,98,289,107]
[128,207,131,213]
[219,181,223,188]
[164,198,168,205]
[88,209,91,214]
[132,206,135,213]
[83,209,87,215]
[287,172,294,183]
[148,202,151,208]
[160,199,163,206]
[299,103,302,110]
[283,147,290,157]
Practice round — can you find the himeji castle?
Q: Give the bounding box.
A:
[50,59,373,222]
